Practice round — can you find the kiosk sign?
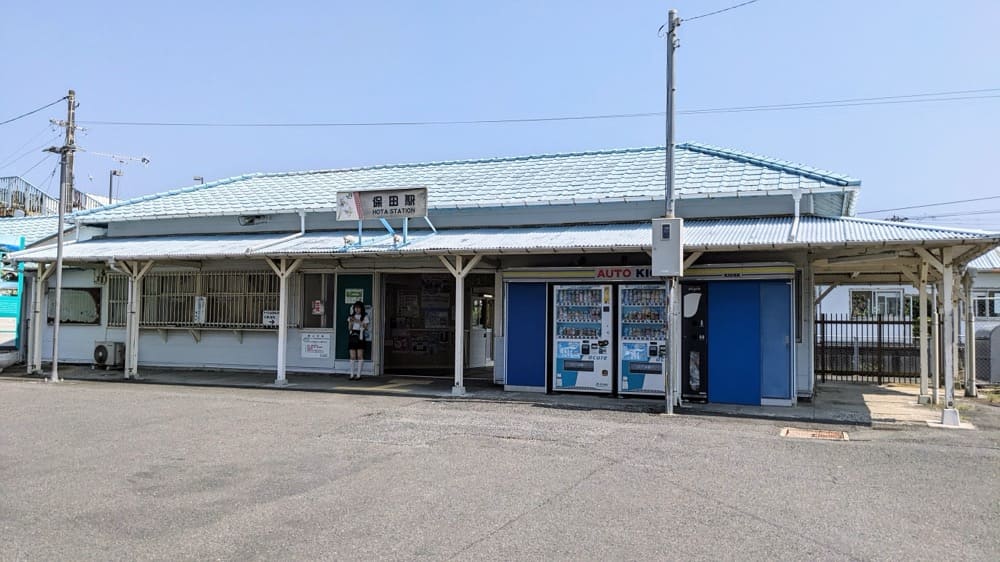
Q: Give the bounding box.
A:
[336,187,428,221]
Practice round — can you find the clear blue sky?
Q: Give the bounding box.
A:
[2,0,999,229]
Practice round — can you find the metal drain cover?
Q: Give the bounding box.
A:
[780,427,849,441]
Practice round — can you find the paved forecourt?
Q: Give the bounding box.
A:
[1,378,998,561]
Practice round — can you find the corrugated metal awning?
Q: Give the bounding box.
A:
[13,217,999,263]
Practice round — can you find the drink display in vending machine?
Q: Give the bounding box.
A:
[552,284,614,393]
[618,284,668,395]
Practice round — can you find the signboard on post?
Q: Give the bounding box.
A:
[336,187,428,221]
[651,218,684,277]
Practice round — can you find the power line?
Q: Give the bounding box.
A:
[18,154,53,178]
[685,0,760,22]
[0,135,62,170]
[0,97,68,126]
[0,125,55,165]
[680,88,1000,114]
[907,208,1000,220]
[77,88,1000,128]
[858,194,1000,215]
[41,161,60,195]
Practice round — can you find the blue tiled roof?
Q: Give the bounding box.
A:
[72,143,861,223]
[0,215,65,245]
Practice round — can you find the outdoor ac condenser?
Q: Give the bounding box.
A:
[93,341,125,369]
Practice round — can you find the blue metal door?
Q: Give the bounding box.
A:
[707,281,761,405]
[505,283,547,388]
[760,281,792,400]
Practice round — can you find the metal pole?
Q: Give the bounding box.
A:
[965,273,977,397]
[49,90,76,383]
[276,258,288,385]
[663,9,680,414]
[918,263,929,400]
[665,9,678,217]
[454,256,466,395]
[931,285,940,405]
[941,257,961,425]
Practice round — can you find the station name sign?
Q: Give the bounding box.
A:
[336,187,428,221]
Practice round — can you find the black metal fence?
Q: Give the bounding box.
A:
[815,313,921,384]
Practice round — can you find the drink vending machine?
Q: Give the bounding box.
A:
[552,284,614,393]
[618,284,667,395]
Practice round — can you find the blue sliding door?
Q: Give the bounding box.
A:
[706,279,793,405]
[707,281,761,405]
[505,283,547,388]
[760,281,792,400]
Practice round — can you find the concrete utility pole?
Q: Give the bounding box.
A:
[45,90,77,382]
[664,8,680,415]
[108,169,123,203]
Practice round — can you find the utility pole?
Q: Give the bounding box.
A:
[664,9,681,415]
[665,8,679,218]
[44,90,77,382]
[108,169,123,203]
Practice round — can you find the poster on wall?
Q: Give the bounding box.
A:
[262,310,279,326]
[301,333,331,358]
[344,288,364,304]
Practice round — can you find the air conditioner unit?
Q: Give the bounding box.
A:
[93,341,125,369]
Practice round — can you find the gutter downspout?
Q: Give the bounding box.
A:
[787,190,802,242]
[246,210,307,254]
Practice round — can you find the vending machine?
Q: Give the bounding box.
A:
[552,284,614,393]
[618,284,668,395]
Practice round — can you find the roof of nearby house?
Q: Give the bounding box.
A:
[69,143,861,224]
[969,248,1000,271]
[15,216,995,263]
[0,215,66,246]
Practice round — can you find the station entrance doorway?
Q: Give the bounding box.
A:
[382,273,495,378]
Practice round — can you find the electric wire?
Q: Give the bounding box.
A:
[0,125,56,165]
[40,161,60,196]
[0,97,67,126]
[858,194,1000,215]
[18,154,53,178]
[0,135,62,170]
[685,0,760,22]
[76,89,1000,128]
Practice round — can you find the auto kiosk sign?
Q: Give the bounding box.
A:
[336,187,428,220]
[0,236,25,349]
[594,266,657,279]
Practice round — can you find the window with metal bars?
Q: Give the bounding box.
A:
[107,271,297,329]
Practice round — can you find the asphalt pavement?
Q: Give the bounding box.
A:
[1,378,998,561]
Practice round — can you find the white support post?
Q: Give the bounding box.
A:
[964,273,977,397]
[917,262,929,402]
[455,258,465,394]
[28,264,54,374]
[440,254,482,395]
[124,261,154,379]
[372,271,382,377]
[276,260,289,385]
[940,252,961,426]
[932,284,940,405]
[267,257,303,386]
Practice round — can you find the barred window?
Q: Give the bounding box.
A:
[108,275,128,327]
[107,270,295,329]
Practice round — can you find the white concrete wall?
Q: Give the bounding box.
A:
[39,268,360,375]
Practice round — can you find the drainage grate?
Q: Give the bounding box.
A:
[780,427,849,441]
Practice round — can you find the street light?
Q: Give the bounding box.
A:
[108,169,123,203]
[193,176,204,184]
